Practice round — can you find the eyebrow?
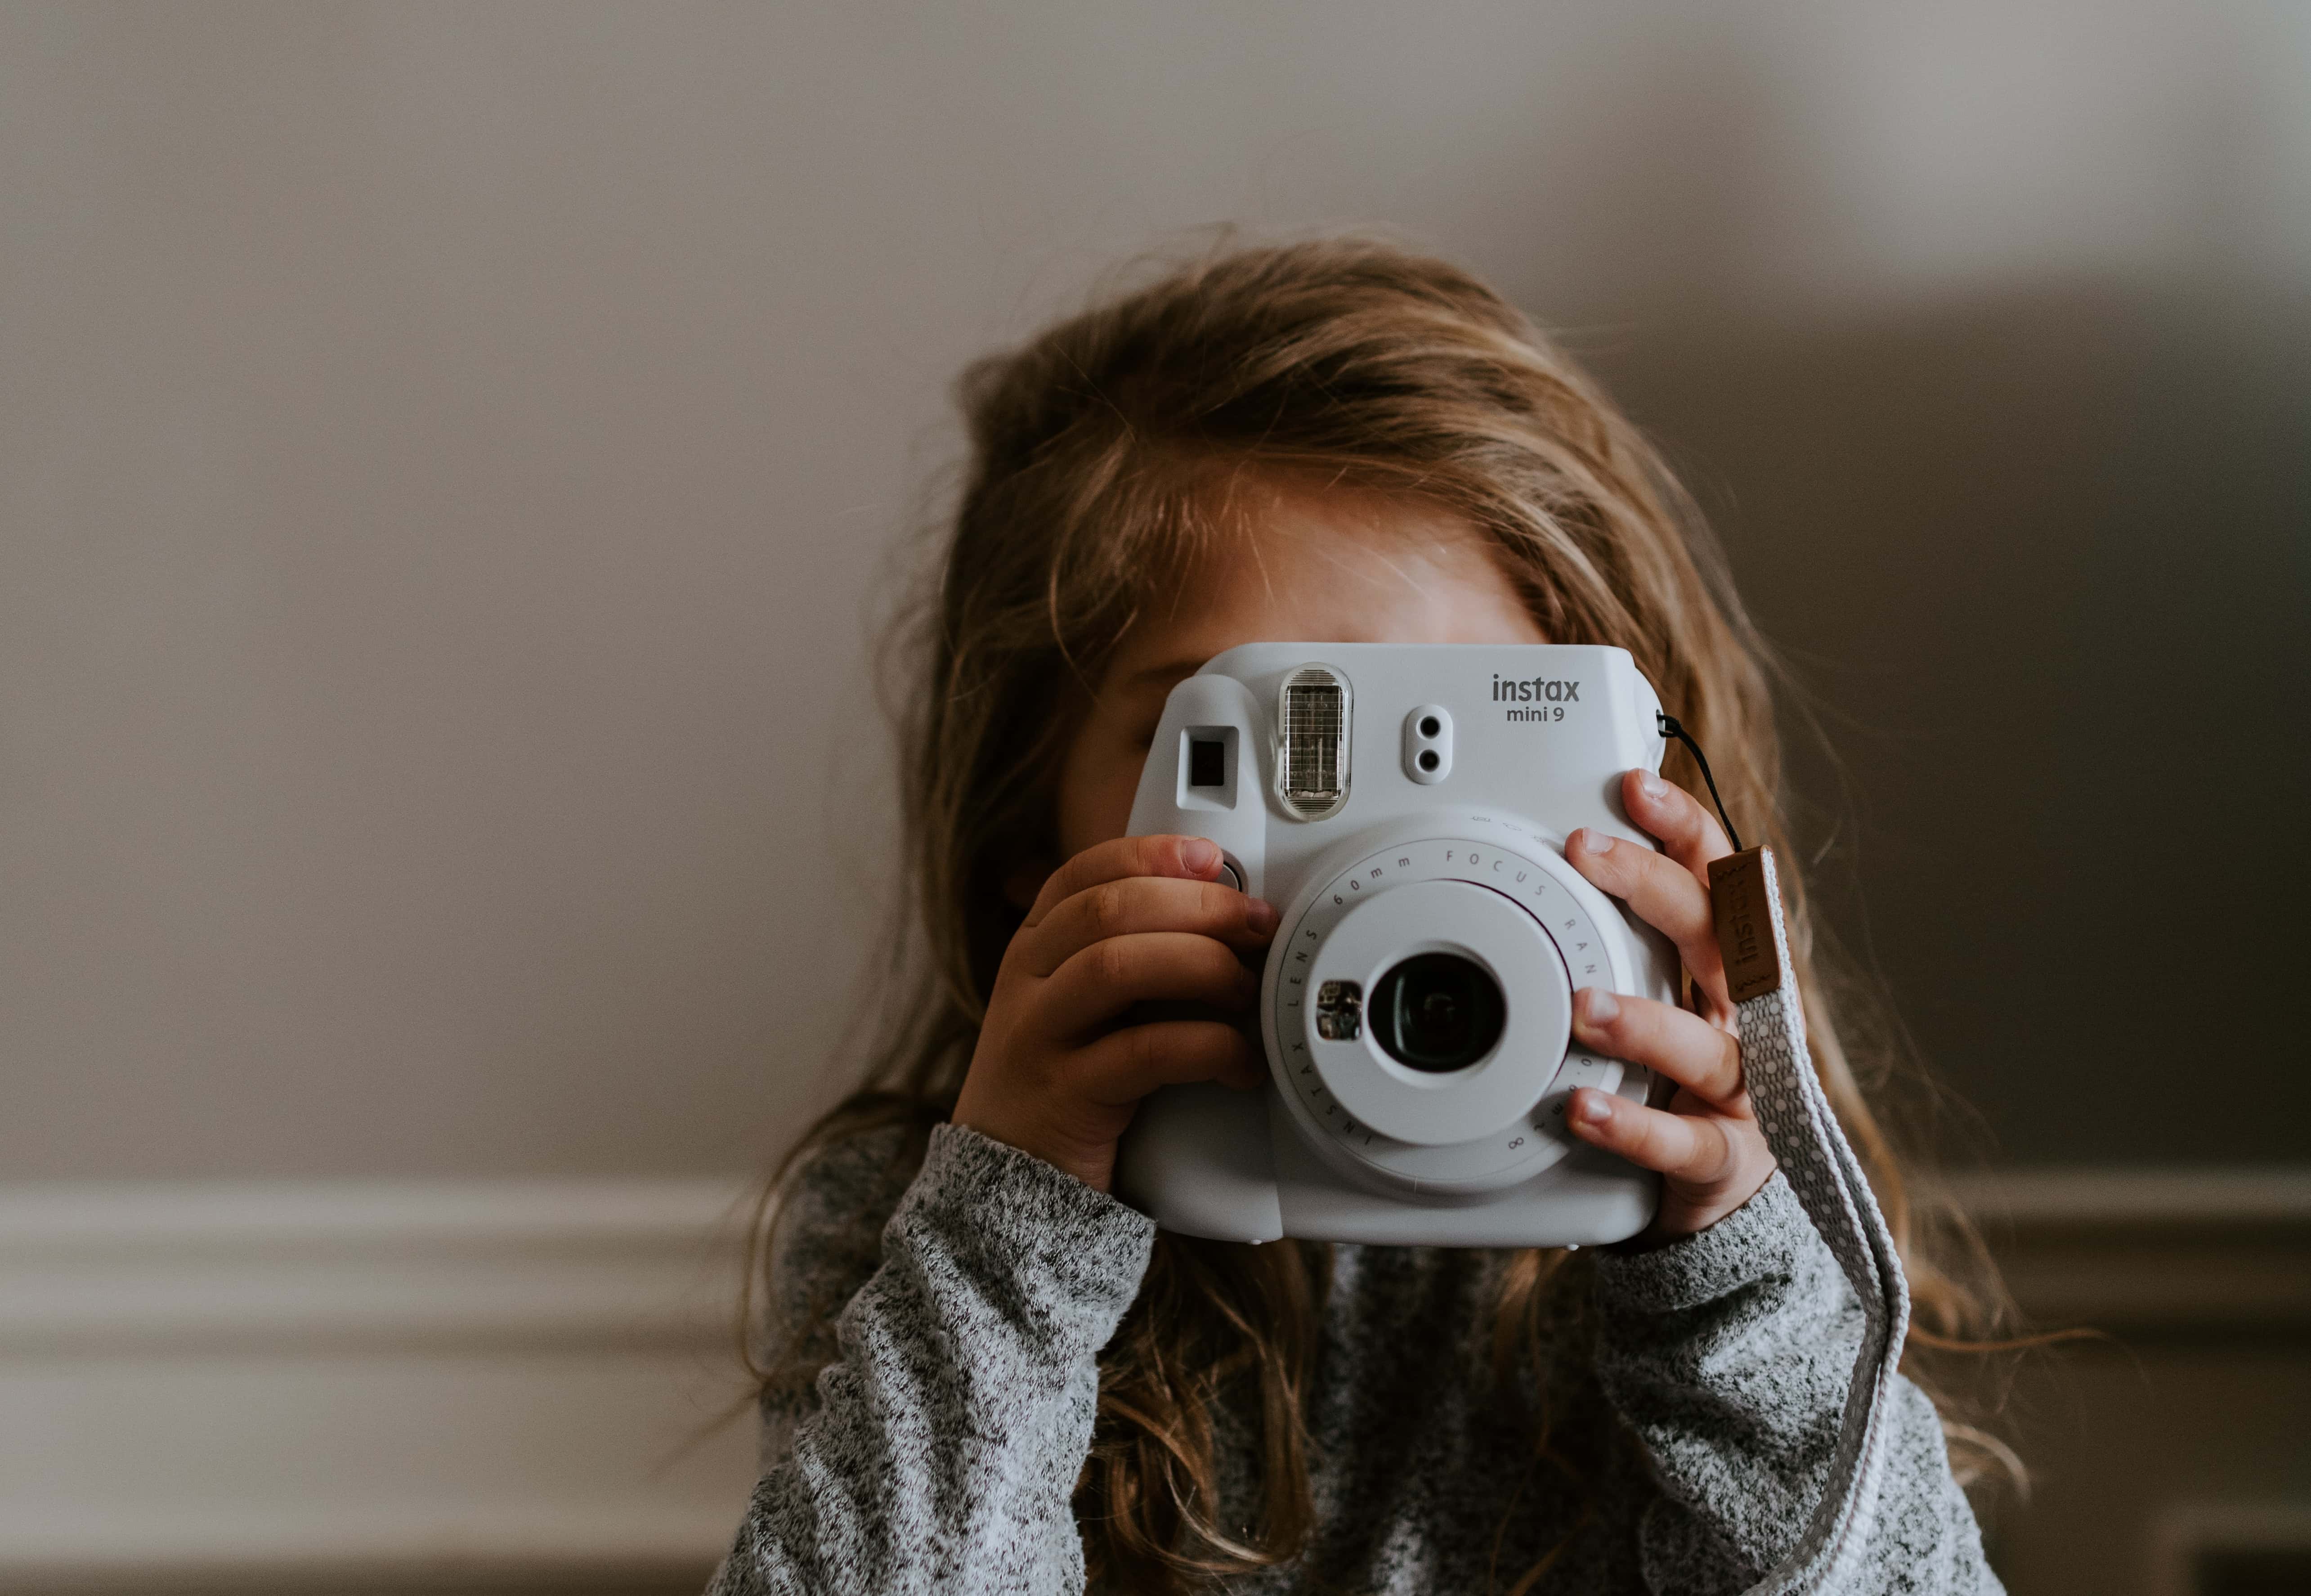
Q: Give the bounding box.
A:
[1120,656,1208,690]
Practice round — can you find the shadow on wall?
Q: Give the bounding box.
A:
[1581,283,2310,1168]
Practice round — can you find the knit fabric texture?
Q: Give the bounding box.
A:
[708,1123,1999,1595]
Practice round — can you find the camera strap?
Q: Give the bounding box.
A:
[1708,845,1912,1596]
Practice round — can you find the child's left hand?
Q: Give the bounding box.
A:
[1562,769,1776,1246]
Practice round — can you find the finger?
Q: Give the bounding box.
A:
[1022,874,1277,977]
[1620,769,1735,880]
[1571,986,1745,1107]
[1022,834,1227,928]
[1564,826,1729,1013]
[1069,1020,1266,1106]
[1038,931,1259,1040]
[1565,1088,1742,1184]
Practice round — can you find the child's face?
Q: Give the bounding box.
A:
[1051,478,1546,870]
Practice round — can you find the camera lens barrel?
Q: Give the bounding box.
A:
[1281,869,1575,1152]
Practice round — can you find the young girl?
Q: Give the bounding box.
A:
[712,238,2006,1595]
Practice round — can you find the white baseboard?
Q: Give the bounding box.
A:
[2,1167,2303,1591]
[0,1179,764,1591]
[1943,1166,2311,1334]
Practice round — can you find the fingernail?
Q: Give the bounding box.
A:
[1245,898,1279,933]
[1578,987,1619,1026]
[1573,828,1613,857]
[1637,771,1669,802]
[1574,1090,1613,1125]
[1182,838,1220,874]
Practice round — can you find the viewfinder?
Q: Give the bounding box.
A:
[1188,738,1226,788]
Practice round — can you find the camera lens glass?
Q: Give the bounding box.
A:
[1371,953,1505,1073]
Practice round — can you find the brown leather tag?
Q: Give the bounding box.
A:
[1707,847,1784,1003]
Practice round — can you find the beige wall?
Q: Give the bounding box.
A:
[3,2,2305,1180]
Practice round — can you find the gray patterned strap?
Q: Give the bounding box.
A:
[1708,847,1912,1596]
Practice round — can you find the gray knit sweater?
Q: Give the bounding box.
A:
[708,1122,1999,1595]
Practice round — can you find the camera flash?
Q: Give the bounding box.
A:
[1278,665,1350,819]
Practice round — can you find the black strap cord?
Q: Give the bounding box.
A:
[1656,713,1743,854]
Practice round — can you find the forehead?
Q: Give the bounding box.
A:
[1105,478,1547,695]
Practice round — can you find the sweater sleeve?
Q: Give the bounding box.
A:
[1591,1172,2002,1596]
[709,1122,1159,1596]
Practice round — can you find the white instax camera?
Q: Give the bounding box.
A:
[1114,643,1678,1248]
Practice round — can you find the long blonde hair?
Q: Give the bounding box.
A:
[749,234,2018,1592]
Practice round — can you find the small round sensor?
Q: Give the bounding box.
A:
[1403,704,1453,785]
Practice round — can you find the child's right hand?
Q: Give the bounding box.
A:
[952,834,1278,1193]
